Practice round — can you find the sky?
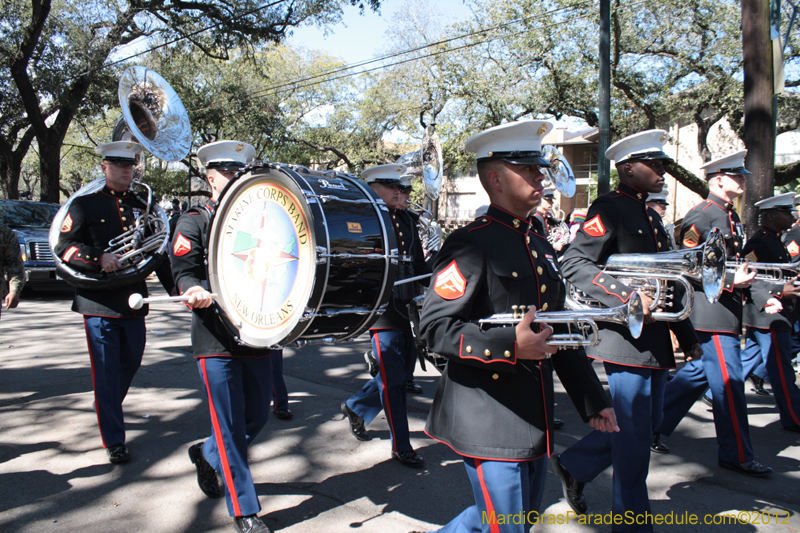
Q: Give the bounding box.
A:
[285,0,470,66]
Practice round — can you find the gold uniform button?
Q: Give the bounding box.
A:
[526,236,530,243]
[541,284,547,293]
[533,251,538,258]
[399,232,403,236]
[649,216,653,221]
[599,278,605,283]
[504,350,511,358]
[119,208,124,212]
[610,284,616,289]
[100,219,105,223]
[492,374,499,380]
[658,242,662,248]
[537,267,543,275]
[122,217,127,221]
[466,346,472,353]
[637,193,643,199]
[638,229,643,234]
[484,349,491,357]
[402,241,406,246]
[513,219,520,228]
[482,218,488,222]
[512,272,518,278]
[542,302,548,311]
[559,274,563,279]
[622,291,627,297]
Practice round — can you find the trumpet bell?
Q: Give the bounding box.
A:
[541,145,576,198]
[396,125,443,200]
[118,66,192,162]
[626,291,644,339]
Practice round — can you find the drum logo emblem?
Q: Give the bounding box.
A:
[347,222,362,233]
[217,180,315,334]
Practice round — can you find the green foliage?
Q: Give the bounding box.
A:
[586,169,620,204]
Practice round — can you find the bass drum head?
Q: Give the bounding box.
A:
[207,167,318,347]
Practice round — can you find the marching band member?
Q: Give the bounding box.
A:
[739,193,800,433]
[420,121,616,533]
[171,140,275,533]
[54,141,173,464]
[781,194,800,369]
[341,164,429,467]
[553,130,701,530]
[651,150,772,477]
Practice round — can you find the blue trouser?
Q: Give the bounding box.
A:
[742,328,800,428]
[84,316,146,448]
[657,332,754,464]
[198,356,273,518]
[270,349,289,412]
[705,331,768,401]
[791,309,800,366]
[560,363,666,533]
[432,456,547,533]
[345,329,415,453]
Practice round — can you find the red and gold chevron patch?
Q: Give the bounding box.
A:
[63,246,79,262]
[61,214,73,233]
[745,251,758,262]
[173,233,192,257]
[434,260,467,300]
[788,240,800,257]
[682,225,700,248]
[583,215,606,237]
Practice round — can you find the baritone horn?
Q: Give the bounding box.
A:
[477,292,644,348]
[567,228,726,321]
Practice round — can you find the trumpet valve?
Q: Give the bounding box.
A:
[518,305,527,315]
[511,305,519,318]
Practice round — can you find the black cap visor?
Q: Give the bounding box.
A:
[370,178,402,186]
[478,151,552,167]
[705,166,752,180]
[104,156,136,165]
[207,161,245,171]
[616,150,675,165]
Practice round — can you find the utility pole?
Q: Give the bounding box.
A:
[742,0,776,234]
[598,0,611,195]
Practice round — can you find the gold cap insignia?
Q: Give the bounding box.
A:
[538,124,547,136]
[236,143,244,152]
[126,142,133,149]
[660,133,667,143]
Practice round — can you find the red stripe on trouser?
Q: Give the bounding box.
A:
[200,358,241,516]
[713,335,746,462]
[770,331,800,425]
[84,317,107,449]
[375,335,398,452]
[476,459,502,533]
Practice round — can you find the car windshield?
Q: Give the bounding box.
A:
[0,203,60,228]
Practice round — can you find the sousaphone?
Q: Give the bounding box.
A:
[49,66,191,290]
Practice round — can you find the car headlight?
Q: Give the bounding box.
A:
[19,243,27,262]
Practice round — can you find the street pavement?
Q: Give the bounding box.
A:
[1,280,799,533]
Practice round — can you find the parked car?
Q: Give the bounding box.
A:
[0,200,65,290]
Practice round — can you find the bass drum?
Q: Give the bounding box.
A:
[207,163,398,348]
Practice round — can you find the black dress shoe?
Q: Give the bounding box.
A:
[234,514,271,533]
[718,459,773,477]
[650,432,670,454]
[106,444,130,464]
[553,418,565,430]
[341,401,370,441]
[406,380,423,394]
[785,424,800,433]
[188,443,222,499]
[750,375,770,396]
[364,350,379,377]
[392,450,425,468]
[274,408,293,420]
[552,454,587,514]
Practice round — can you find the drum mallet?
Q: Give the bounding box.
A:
[128,293,218,310]
[394,273,432,286]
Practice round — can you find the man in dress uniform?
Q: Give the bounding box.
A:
[0,221,24,318]
[55,141,165,464]
[341,164,429,467]
[650,150,772,477]
[420,121,617,533]
[553,130,702,530]
[172,140,274,533]
[781,195,800,369]
[739,192,800,433]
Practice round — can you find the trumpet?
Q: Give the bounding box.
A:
[725,259,800,283]
[477,292,644,348]
[566,227,727,320]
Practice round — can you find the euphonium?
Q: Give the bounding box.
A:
[566,227,727,321]
[477,292,644,348]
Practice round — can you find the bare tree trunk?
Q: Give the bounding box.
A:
[741,0,775,235]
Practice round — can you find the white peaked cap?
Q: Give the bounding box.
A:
[198,140,256,169]
[95,141,143,162]
[465,121,554,166]
[700,150,751,179]
[605,130,674,165]
[363,164,406,184]
[754,192,796,210]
